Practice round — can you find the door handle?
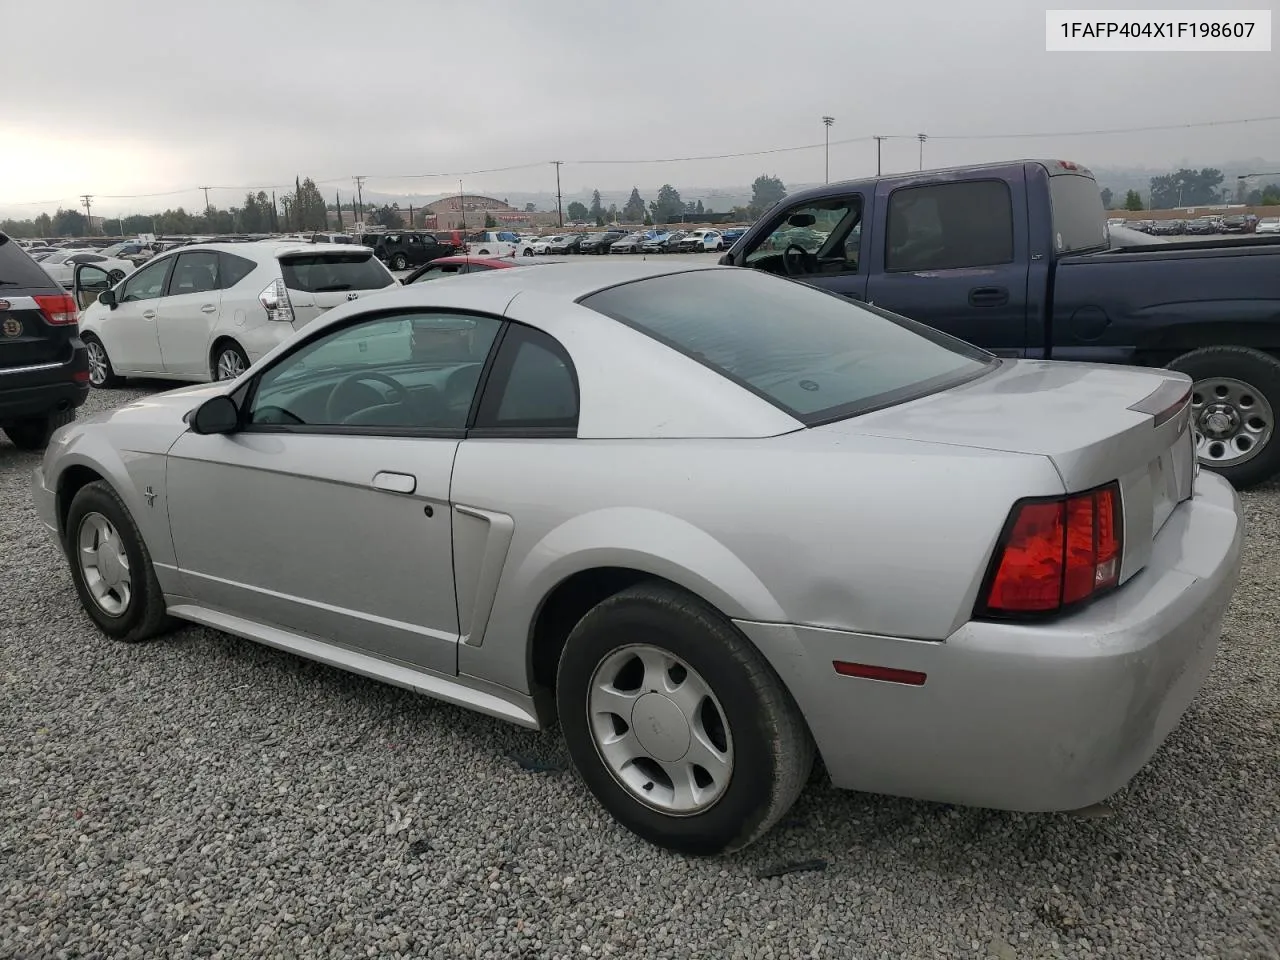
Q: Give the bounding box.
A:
[968,286,1009,307]
[142,310,156,320]
[200,304,217,313]
[371,471,416,494]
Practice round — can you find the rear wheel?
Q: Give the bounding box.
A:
[83,334,121,387]
[212,341,249,381]
[556,581,814,856]
[477,248,491,256]
[523,248,535,257]
[1169,345,1280,489]
[390,253,408,271]
[107,269,126,283]
[3,409,74,450]
[65,480,173,642]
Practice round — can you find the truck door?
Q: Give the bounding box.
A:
[864,175,1030,356]
[734,191,869,302]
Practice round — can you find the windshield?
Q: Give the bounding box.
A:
[279,253,395,293]
[581,269,994,425]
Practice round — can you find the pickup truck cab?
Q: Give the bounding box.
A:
[724,159,1280,487]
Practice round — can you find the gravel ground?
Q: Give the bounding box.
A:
[2,384,1277,960]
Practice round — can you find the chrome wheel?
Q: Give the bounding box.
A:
[86,340,109,386]
[216,348,245,380]
[77,512,132,617]
[1191,376,1273,467]
[588,644,733,815]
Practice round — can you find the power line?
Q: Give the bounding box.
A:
[7,113,1280,208]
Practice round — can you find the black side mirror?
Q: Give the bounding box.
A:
[99,289,117,308]
[189,395,240,435]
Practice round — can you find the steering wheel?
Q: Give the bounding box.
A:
[325,372,409,423]
[782,243,814,277]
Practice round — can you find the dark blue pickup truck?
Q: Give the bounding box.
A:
[722,159,1280,488]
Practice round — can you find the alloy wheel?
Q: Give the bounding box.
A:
[86,340,109,386]
[587,644,733,815]
[77,512,132,616]
[1191,376,1274,467]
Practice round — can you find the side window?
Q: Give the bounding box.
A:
[744,196,863,274]
[169,251,220,295]
[118,257,173,303]
[885,180,1014,273]
[247,312,501,431]
[475,325,579,432]
[219,252,257,288]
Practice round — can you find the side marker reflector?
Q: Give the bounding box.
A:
[833,661,927,686]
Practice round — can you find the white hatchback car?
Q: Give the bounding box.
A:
[73,241,397,386]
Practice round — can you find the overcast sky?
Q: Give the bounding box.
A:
[2,0,1277,216]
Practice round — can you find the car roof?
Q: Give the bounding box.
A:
[152,240,374,260]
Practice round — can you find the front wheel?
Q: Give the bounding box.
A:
[1169,345,1280,489]
[556,582,814,856]
[477,249,491,256]
[390,253,408,271]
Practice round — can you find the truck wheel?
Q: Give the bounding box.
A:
[556,581,814,856]
[1168,346,1280,489]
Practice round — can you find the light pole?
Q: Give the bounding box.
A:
[822,116,834,183]
[917,133,928,171]
[873,136,886,176]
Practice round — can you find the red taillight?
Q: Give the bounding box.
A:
[979,483,1123,617]
[34,293,78,326]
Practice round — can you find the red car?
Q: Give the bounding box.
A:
[401,255,529,284]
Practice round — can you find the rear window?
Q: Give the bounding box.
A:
[279,253,395,293]
[1048,173,1108,254]
[0,235,61,290]
[582,269,994,425]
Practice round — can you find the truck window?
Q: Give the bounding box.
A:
[744,196,863,276]
[885,180,1013,273]
[1048,173,1108,253]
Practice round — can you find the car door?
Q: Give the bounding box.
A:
[164,308,505,674]
[98,255,174,374]
[864,176,1030,356]
[156,250,222,377]
[736,193,870,301]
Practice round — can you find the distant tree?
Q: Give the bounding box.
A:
[643,212,653,226]
[52,208,88,236]
[1148,168,1223,209]
[566,200,589,221]
[1261,183,1280,205]
[121,214,153,234]
[34,212,52,236]
[372,204,404,229]
[622,187,647,222]
[1124,190,1144,211]
[484,213,497,228]
[653,184,684,222]
[749,174,787,216]
[1100,187,1114,209]
[239,192,266,233]
[695,199,704,215]
[607,202,619,223]
[588,190,604,223]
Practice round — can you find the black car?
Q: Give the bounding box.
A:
[360,231,456,271]
[1221,215,1249,233]
[0,232,90,449]
[1185,218,1217,235]
[578,231,627,254]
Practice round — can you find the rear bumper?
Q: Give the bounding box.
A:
[736,470,1243,812]
[0,345,90,421]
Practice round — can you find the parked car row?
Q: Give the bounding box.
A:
[1113,214,1261,236]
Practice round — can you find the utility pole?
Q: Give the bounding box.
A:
[271,191,278,232]
[353,176,366,227]
[335,191,342,231]
[200,186,212,217]
[822,117,834,183]
[553,161,564,227]
[917,133,928,171]
[458,180,466,230]
[80,195,94,235]
[873,136,887,176]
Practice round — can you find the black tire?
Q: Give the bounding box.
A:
[211,341,250,382]
[82,333,122,388]
[3,408,75,450]
[523,248,535,257]
[1168,345,1280,489]
[391,253,408,271]
[107,269,126,282]
[556,581,814,856]
[477,249,491,256]
[64,480,174,642]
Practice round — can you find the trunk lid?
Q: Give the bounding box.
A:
[276,247,398,327]
[819,358,1196,583]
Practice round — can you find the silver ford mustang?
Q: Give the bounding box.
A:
[33,262,1244,856]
